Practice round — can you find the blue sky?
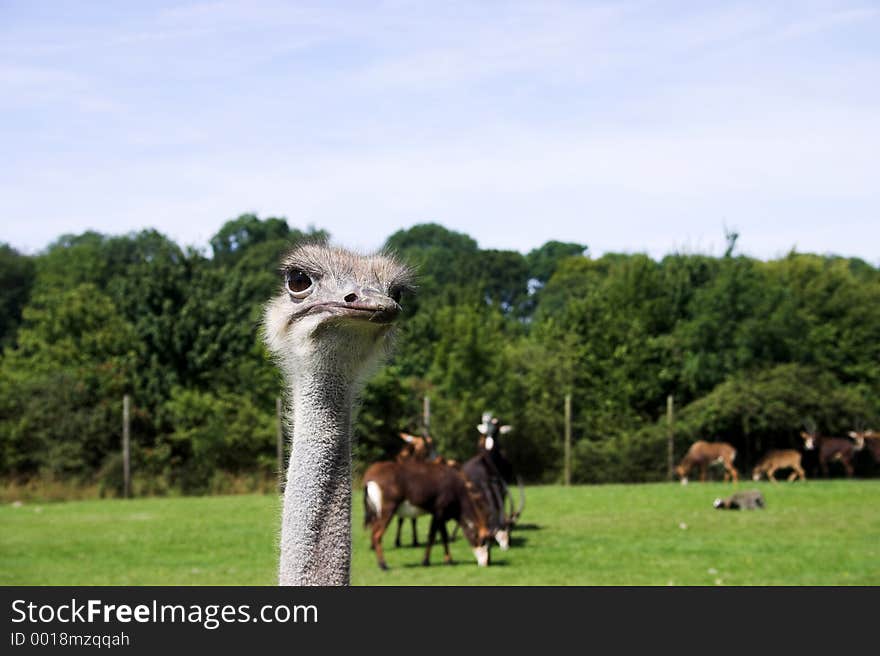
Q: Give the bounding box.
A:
[2,1,878,262]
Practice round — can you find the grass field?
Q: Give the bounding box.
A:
[2,481,879,585]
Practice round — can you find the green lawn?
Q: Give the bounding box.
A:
[2,481,879,585]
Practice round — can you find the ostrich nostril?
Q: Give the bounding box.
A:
[344,293,358,303]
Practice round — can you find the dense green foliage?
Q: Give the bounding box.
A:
[3,482,878,585]
[1,215,878,493]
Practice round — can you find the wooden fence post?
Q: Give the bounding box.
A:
[423,395,431,437]
[667,394,675,481]
[564,393,572,487]
[122,394,131,499]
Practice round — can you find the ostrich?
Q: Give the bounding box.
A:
[262,243,413,586]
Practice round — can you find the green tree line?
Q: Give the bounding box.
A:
[1,216,878,496]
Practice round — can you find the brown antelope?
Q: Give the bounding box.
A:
[752,449,806,482]
[393,432,440,547]
[675,440,738,484]
[800,429,863,477]
[363,459,492,570]
[849,430,879,463]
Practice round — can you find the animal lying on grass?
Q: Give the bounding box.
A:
[713,490,765,510]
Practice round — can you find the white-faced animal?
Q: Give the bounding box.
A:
[460,412,524,550]
[713,489,765,510]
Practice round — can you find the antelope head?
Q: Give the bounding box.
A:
[476,413,512,452]
[847,431,867,451]
[397,432,437,461]
[674,464,688,485]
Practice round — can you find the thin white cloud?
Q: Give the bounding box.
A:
[772,5,879,41]
[0,0,877,265]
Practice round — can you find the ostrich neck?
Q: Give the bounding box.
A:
[280,368,356,586]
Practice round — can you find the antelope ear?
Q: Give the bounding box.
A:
[499,425,513,434]
[400,433,415,443]
[477,424,488,435]
[848,431,857,438]
[799,432,809,439]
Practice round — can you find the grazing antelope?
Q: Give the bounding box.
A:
[752,449,806,482]
[800,429,863,477]
[363,459,492,570]
[714,489,765,510]
[460,413,525,550]
[675,440,739,484]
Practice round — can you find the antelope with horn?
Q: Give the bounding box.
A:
[392,431,444,547]
[849,429,879,464]
[458,413,525,550]
[800,421,863,478]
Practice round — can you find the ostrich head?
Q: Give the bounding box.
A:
[263,243,413,379]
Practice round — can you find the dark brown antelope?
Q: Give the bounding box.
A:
[392,432,440,547]
[752,449,806,482]
[849,430,879,464]
[363,459,492,570]
[800,429,863,477]
[675,440,739,484]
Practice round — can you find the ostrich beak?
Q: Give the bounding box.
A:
[340,287,400,324]
[301,290,400,325]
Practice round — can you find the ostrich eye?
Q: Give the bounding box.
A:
[286,269,313,296]
[389,287,402,304]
